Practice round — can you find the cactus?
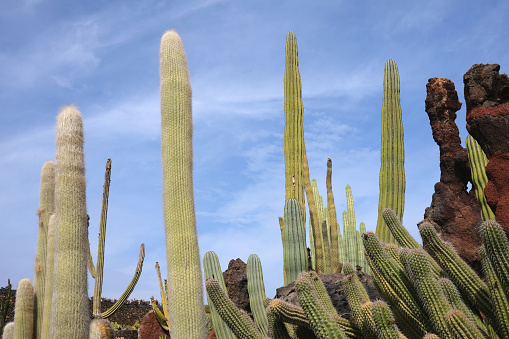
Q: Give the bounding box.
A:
[34,160,55,339]
[2,322,14,339]
[40,214,55,339]
[479,219,509,294]
[326,159,341,273]
[444,309,485,339]
[247,254,269,336]
[0,279,12,336]
[50,105,89,339]
[160,29,207,338]
[205,278,265,339]
[282,199,308,285]
[13,279,34,339]
[152,262,170,331]
[343,272,370,336]
[376,59,405,245]
[203,251,236,339]
[89,319,115,339]
[370,300,406,339]
[466,134,495,221]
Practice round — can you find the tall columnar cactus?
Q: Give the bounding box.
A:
[466,134,496,221]
[376,59,405,245]
[282,199,308,285]
[247,254,269,336]
[160,29,207,338]
[326,159,341,273]
[34,160,55,339]
[50,105,89,339]
[40,214,55,339]
[344,185,357,266]
[14,279,34,339]
[203,251,236,339]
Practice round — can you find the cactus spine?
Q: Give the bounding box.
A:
[160,30,206,338]
[89,319,115,339]
[326,159,341,273]
[466,134,495,221]
[14,279,34,339]
[34,160,55,339]
[247,254,269,336]
[50,105,89,339]
[376,59,405,245]
[40,214,55,339]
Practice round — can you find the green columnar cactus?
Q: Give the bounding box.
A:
[404,249,454,339]
[310,179,324,270]
[321,220,331,274]
[326,159,341,273]
[283,31,305,218]
[362,232,429,337]
[337,232,344,268]
[154,262,170,331]
[282,199,308,285]
[89,319,115,339]
[444,309,484,339]
[203,251,236,339]
[343,273,370,336]
[265,307,292,339]
[160,30,207,338]
[479,245,509,339]
[360,302,377,339]
[376,59,405,245]
[2,322,14,339]
[345,185,357,265]
[14,279,34,339]
[295,273,347,339]
[40,214,55,339]
[358,222,369,272]
[466,135,496,221]
[51,105,89,339]
[479,220,509,294]
[205,278,265,339]
[370,300,406,339]
[418,221,494,320]
[34,160,55,339]
[247,254,269,336]
[437,278,487,337]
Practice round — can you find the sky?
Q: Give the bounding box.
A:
[1,0,508,303]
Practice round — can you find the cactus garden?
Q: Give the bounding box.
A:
[2,2,509,339]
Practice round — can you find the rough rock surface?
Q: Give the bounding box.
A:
[274,272,380,320]
[464,64,509,233]
[138,310,169,339]
[423,77,483,273]
[223,258,251,315]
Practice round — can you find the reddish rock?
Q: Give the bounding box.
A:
[423,77,483,273]
[222,258,251,315]
[465,64,509,233]
[208,329,217,339]
[138,310,169,339]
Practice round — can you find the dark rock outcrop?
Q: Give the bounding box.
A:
[223,258,251,315]
[423,77,483,273]
[464,64,509,234]
[138,310,169,339]
[274,272,380,321]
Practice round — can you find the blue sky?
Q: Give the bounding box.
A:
[1,0,508,302]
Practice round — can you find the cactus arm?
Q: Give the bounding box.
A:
[205,278,266,339]
[466,135,496,221]
[376,59,405,245]
[479,220,509,295]
[265,305,293,339]
[87,238,97,278]
[100,243,145,319]
[14,279,34,339]
[155,262,170,329]
[40,215,55,339]
[247,254,269,336]
[150,297,169,331]
[2,322,14,339]
[371,300,406,339]
[326,159,341,273]
[346,186,357,266]
[282,199,308,285]
[93,158,112,316]
[381,208,419,249]
[445,309,484,339]
[160,30,207,338]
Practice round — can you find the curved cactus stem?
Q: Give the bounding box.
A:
[265,304,293,339]
[381,208,419,249]
[480,220,509,295]
[371,300,406,339]
[155,262,170,329]
[445,309,484,339]
[150,296,169,331]
[100,243,145,318]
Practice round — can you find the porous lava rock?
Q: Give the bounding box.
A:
[274,271,380,321]
[138,310,169,339]
[464,64,509,234]
[423,77,483,273]
[222,258,251,315]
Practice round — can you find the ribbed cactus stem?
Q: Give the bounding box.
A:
[265,307,292,339]
[480,245,509,339]
[359,222,369,272]
[345,185,357,265]
[160,30,206,338]
[14,279,34,339]
[203,251,236,339]
[376,59,405,245]
[2,322,14,339]
[371,300,405,339]
[51,105,89,339]
[247,254,269,336]
[466,135,496,220]
[418,221,494,320]
[480,219,509,294]
[34,160,55,339]
[89,319,115,339]
[282,199,308,285]
[326,159,341,273]
[40,214,55,339]
[381,208,418,249]
[445,309,484,339]
[155,262,170,330]
[343,274,369,334]
[205,278,265,339]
